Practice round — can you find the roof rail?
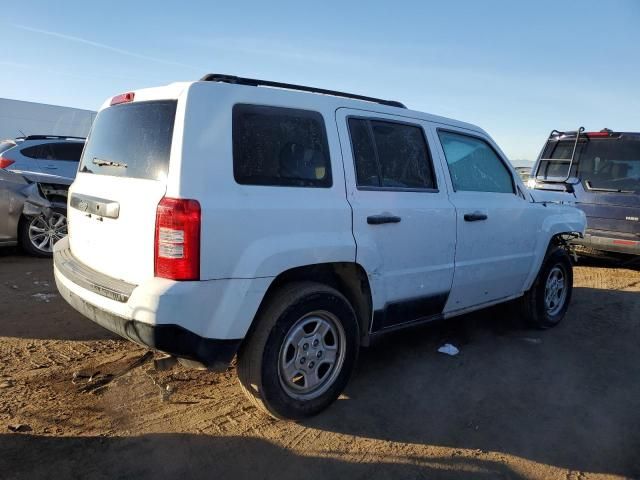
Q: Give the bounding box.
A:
[17,135,86,141]
[199,73,407,109]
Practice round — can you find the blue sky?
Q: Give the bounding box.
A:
[1,0,639,161]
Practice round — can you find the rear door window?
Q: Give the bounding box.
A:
[233,104,332,188]
[438,130,514,194]
[79,100,177,180]
[348,118,436,190]
[47,142,84,162]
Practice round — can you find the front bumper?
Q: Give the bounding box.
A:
[53,238,241,370]
[573,229,640,256]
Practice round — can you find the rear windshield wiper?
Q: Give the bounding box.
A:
[585,181,634,193]
[92,157,128,168]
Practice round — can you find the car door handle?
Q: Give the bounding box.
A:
[367,214,402,225]
[464,212,488,222]
[43,165,58,169]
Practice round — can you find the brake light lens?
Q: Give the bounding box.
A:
[110,92,135,106]
[0,156,15,168]
[155,197,201,281]
[586,132,610,138]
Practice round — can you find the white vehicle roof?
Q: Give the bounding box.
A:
[98,74,487,137]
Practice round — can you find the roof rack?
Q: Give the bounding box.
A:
[16,135,86,141]
[200,73,407,109]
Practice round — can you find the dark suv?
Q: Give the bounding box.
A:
[531,128,639,256]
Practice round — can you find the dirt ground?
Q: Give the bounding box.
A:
[1,248,639,480]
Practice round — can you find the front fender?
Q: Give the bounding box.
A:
[523,204,586,291]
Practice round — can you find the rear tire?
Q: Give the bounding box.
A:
[519,246,573,329]
[237,282,359,420]
[18,207,67,258]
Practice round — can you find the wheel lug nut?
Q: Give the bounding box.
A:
[313,339,319,347]
[317,351,323,358]
[302,343,309,350]
[300,357,306,364]
[308,361,315,369]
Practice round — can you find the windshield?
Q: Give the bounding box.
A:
[79,100,177,181]
[537,137,640,192]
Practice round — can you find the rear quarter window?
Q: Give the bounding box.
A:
[233,104,332,188]
[21,145,42,159]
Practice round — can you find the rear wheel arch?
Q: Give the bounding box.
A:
[243,262,373,348]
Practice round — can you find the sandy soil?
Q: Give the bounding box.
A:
[1,248,639,479]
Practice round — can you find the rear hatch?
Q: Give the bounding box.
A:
[534,133,640,237]
[68,96,179,285]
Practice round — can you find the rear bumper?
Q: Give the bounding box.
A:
[57,283,240,370]
[53,237,243,370]
[573,229,640,255]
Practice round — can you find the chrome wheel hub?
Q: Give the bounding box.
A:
[544,265,567,316]
[28,213,67,253]
[278,311,346,400]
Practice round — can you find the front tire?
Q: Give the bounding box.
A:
[237,282,359,420]
[519,246,573,329]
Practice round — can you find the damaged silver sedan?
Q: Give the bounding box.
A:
[0,169,67,257]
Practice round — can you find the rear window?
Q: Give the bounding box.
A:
[79,100,177,180]
[538,137,640,192]
[233,104,332,188]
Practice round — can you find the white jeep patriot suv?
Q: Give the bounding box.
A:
[54,74,586,419]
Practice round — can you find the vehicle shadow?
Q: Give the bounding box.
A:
[0,250,117,341]
[304,287,640,478]
[0,433,527,479]
[576,252,640,271]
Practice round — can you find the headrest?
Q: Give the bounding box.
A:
[279,142,326,181]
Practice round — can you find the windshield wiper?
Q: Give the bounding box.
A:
[92,157,127,168]
[585,181,634,193]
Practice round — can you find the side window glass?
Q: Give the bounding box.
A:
[20,145,42,159]
[233,104,332,188]
[371,121,435,189]
[49,143,84,162]
[37,143,56,161]
[348,118,379,187]
[348,118,436,190]
[438,131,514,193]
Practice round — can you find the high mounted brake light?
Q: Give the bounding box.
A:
[155,197,201,281]
[586,132,610,138]
[110,92,135,106]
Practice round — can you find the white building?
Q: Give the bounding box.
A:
[0,98,96,140]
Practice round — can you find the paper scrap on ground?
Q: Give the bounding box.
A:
[437,343,460,356]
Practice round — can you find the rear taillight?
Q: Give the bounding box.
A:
[0,156,15,168]
[155,197,201,281]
